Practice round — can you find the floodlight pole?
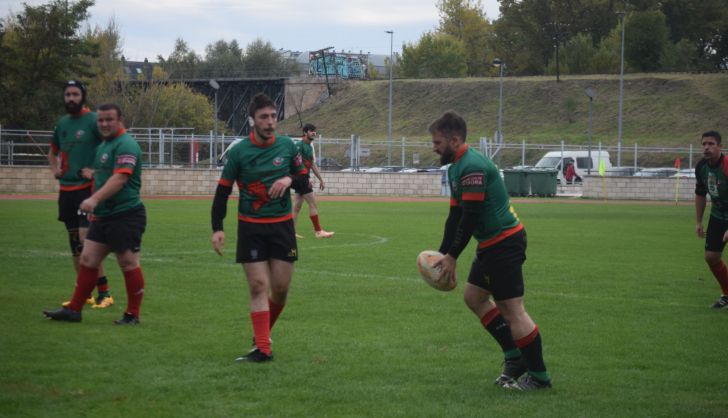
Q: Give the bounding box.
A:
[617,11,626,168]
[493,59,505,144]
[386,30,394,166]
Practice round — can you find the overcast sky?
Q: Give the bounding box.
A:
[1,0,501,61]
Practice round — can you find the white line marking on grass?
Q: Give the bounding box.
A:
[302,233,389,251]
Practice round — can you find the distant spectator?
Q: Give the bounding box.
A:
[564,162,580,184]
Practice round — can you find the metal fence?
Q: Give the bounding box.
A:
[0,127,700,171]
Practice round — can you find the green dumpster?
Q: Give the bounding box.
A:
[503,169,529,196]
[527,168,557,197]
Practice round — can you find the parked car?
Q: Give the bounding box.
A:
[535,151,612,183]
[633,168,679,177]
[672,168,695,178]
[363,166,403,173]
[318,157,343,171]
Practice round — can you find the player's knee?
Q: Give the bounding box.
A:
[79,252,96,267]
[463,288,488,312]
[705,252,722,265]
[269,286,289,301]
[67,228,83,257]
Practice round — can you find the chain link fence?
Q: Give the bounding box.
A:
[0,127,700,172]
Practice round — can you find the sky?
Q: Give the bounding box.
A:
[1,0,501,61]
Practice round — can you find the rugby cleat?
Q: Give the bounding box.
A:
[295,233,304,239]
[494,357,528,386]
[710,295,728,309]
[314,230,335,239]
[235,347,273,363]
[92,295,114,309]
[43,307,82,322]
[113,312,140,325]
[505,375,552,391]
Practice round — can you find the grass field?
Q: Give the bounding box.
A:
[1,197,726,417]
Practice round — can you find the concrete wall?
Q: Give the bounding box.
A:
[0,166,443,197]
[581,175,695,201]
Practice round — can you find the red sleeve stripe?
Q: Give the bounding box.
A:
[218,178,233,187]
[113,168,133,175]
[50,143,59,153]
[462,192,485,201]
[449,198,459,207]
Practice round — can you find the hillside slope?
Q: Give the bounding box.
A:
[279,74,728,148]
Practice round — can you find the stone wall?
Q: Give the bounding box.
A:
[0,166,443,197]
[0,166,697,201]
[581,175,695,201]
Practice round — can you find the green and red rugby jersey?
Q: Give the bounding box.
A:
[448,144,522,249]
[295,139,315,170]
[219,131,307,223]
[92,128,143,217]
[696,154,728,221]
[50,107,101,191]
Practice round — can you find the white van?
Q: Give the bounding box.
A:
[535,151,612,183]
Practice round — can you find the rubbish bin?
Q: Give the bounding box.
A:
[527,168,557,197]
[503,169,529,196]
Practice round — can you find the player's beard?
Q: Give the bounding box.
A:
[65,101,83,114]
[255,125,274,141]
[439,147,455,165]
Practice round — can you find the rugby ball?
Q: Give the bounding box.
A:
[417,250,456,291]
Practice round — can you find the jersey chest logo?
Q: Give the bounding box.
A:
[100,153,109,164]
[272,156,284,166]
[75,129,85,140]
[708,173,720,196]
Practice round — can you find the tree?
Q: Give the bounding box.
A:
[492,0,559,75]
[158,38,201,79]
[625,10,671,72]
[94,66,214,133]
[590,24,622,74]
[82,18,124,106]
[660,0,728,70]
[241,38,293,77]
[203,39,244,77]
[399,32,468,78]
[546,33,596,75]
[0,0,96,129]
[437,0,495,76]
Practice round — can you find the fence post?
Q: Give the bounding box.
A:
[159,129,165,166]
[209,131,213,168]
[634,143,638,171]
[689,144,693,170]
[401,137,405,167]
[318,134,322,164]
[521,139,526,166]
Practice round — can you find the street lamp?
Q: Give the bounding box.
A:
[492,58,505,144]
[386,30,394,166]
[209,79,220,162]
[616,11,626,168]
[586,87,595,175]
